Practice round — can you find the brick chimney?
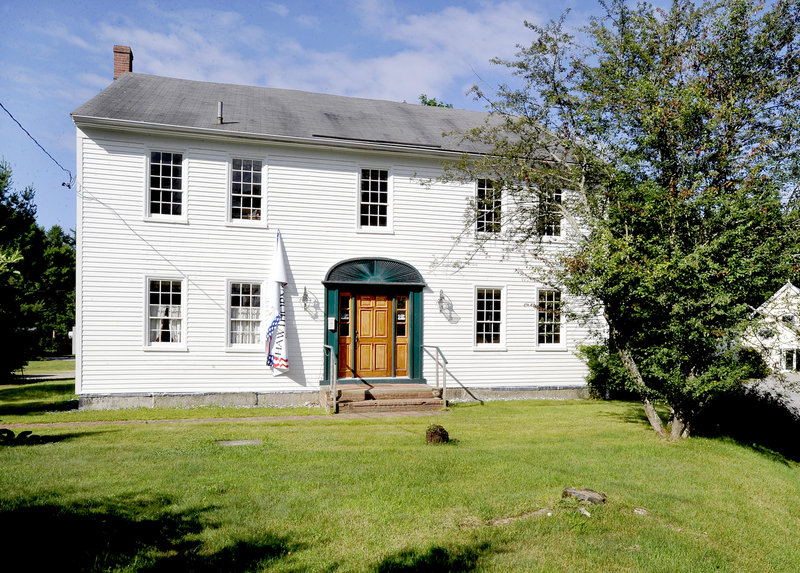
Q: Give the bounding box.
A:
[113,45,133,80]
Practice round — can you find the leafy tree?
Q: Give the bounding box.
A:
[38,225,75,355]
[419,94,453,108]
[0,160,44,378]
[0,161,75,378]
[446,0,800,438]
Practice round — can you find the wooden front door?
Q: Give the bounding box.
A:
[355,294,392,377]
[337,292,409,379]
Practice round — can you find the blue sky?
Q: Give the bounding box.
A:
[1,0,609,231]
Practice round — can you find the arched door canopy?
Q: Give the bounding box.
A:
[323,258,426,287]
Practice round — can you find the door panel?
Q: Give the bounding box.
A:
[355,294,393,377]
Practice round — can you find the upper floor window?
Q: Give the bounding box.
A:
[229,282,261,345]
[785,349,800,371]
[231,159,263,221]
[147,279,183,344]
[359,169,388,228]
[476,179,501,234]
[149,152,183,216]
[537,289,562,345]
[475,287,503,345]
[538,189,562,237]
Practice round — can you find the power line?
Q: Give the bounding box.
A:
[0,100,74,188]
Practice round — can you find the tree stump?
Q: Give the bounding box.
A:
[426,424,449,444]
[562,487,607,504]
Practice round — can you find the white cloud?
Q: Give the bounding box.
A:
[35,21,101,53]
[84,2,544,106]
[267,3,290,17]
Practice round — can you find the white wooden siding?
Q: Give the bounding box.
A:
[77,128,591,394]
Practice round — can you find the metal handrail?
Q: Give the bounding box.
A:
[421,345,448,404]
[323,344,338,413]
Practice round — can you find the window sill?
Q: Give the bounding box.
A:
[225,219,268,229]
[144,215,189,225]
[535,345,568,352]
[143,345,189,352]
[356,228,395,235]
[473,345,507,352]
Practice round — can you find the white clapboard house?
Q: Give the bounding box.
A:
[746,281,800,373]
[71,46,590,410]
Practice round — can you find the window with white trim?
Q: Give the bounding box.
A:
[359,168,388,228]
[537,289,562,344]
[475,288,503,345]
[538,188,562,236]
[148,279,183,344]
[476,179,501,234]
[149,151,183,216]
[230,282,261,345]
[784,349,800,371]
[231,159,263,221]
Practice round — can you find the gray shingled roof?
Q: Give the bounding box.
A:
[71,73,493,154]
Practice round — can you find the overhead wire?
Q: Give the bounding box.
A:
[0,100,225,310]
[0,100,74,188]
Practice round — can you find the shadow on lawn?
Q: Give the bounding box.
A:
[0,495,299,572]
[0,382,78,415]
[693,391,800,463]
[606,396,800,463]
[372,541,493,572]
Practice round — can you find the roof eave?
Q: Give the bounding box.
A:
[70,114,481,159]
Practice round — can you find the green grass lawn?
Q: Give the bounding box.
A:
[1,383,799,572]
[14,357,76,375]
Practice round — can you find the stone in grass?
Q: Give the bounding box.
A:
[426,424,449,444]
[562,487,607,505]
[216,439,262,447]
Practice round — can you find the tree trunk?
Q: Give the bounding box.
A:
[668,409,690,440]
[605,312,666,437]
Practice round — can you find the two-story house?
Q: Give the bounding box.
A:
[70,46,590,410]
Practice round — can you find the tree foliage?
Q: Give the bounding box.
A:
[0,161,75,379]
[419,94,454,108]
[447,0,800,437]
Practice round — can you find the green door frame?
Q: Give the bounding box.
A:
[321,258,425,385]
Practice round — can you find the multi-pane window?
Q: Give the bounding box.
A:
[231,159,263,221]
[360,169,388,227]
[149,152,183,216]
[148,280,182,344]
[476,179,501,233]
[230,282,261,345]
[476,288,502,345]
[784,349,800,371]
[538,188,562,236]
[396,296,408,337]
[538,289,562,344]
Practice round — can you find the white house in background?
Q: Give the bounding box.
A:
[70,46,590,409]
[747,281,800,373]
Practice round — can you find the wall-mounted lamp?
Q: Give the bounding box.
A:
[302,287,309,311]
[438,289,446,312]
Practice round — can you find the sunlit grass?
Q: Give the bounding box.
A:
[14,358,75,375]
[0,379,323,425]
[2,389,799,571]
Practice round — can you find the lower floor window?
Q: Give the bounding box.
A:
[476,288,502,345]
[148,279,182,343]
[230,282,261,345]
[785,349,800,371]
[538,289,562,344]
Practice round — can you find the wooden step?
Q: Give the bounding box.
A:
[319,384,445,413]
[337,397,445,413]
